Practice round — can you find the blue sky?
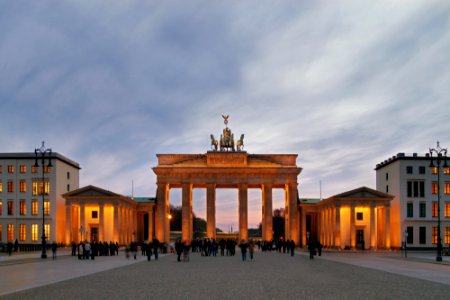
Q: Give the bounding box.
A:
[1,1,449,230]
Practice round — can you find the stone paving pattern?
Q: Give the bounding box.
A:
[1,250,449,300]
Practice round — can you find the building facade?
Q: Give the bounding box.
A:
[0,153,80,244]
[375,153,450,249]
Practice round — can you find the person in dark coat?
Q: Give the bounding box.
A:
[7,241,13,256]
[71,241,76,256]
[152,238,159,260]
[175,239,183,262]
[51,241,57,259]
[239,240,248,261]
[146,241,153,261]
[290,240,295,256]
[14,239,19,252]
[309,240,315,260]
[316,241,322,256]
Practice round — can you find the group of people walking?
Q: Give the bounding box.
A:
[72,241,119,260]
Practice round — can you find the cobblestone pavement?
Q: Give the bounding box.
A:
[1,250,450,300]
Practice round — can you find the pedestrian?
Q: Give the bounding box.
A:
[248,239,255,261]
[7,241,13,256]
[71,241,76,256]
[152,238,159,260]
[175,239,183,262]
[183,240,190,262]
[51,241,57,259]
[146,241,153,261]
[316,241,322,256]
[14,239,19,252]
[84,241,91,260]
[290,239,295,256]
[309,240,315,260]
[239,239,248,261]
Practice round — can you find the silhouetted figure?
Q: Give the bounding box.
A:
[153,238,160,260]
[239,240,248,261]
[14,239,19,252]
[309,240,315,260]
[51,241,57,259]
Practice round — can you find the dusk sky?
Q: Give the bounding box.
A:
[1,1,449,231]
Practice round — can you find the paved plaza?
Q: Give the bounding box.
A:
[0,249,449,299]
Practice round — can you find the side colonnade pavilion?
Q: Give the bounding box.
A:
[63,117,393,250]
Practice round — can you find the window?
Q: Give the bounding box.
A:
[67,171,70,179]
[43,166,51,173]
[7,224,14,241]
[8,165,14,173]
[0,165,2,173]
[44,200,50,215]
[31,224,38,241]
[419,202,426,218]
[445,202,450,217]
[407,202,413,218]
[32,181,50,196]
[7,200,13,215]
[92,211,98,219]
[446,227,450,244]
[419,166,426,174]
[0,180,2,193]
[419,227,426,244]
[407,181,424,197]
[444,167,450,174]
[445,183,450,194]
[432,202,438,218]
[356,212,363,221]
[20,200,26,215]
[0,200,2,216]
[432,167,438,174]
[432,227,438,244]
[31,166,38,173]
[19,180,26,193]
[19,224,26,241]
[406,227,413,244]
[0,224,2,241]
[7,181,14,193]
[67,184,70,192]
[386,185,389,193]
[31,200,38,215]
[20,165,27,173]
[432,182,438,194]
[44,224,50,240]
[385,173,389,180]
[406,166,413,174]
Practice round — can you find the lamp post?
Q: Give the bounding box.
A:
[34,141,53,259]
[429,141,448,262]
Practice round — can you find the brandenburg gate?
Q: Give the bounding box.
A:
[152,116,302,244]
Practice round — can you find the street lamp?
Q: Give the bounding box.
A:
[34,141,53,259]
[429,141,448,262]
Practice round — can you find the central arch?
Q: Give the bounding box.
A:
[152,152,302,244]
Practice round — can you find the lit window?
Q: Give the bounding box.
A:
[444,167,450,174]
[20,200,26,215]
[432,167,438,174]
[31,200,38,215]
[7,181,14,193]
[446,227,450,244]
[32,181,50,196]
[0,180,2,193]
[31,224,38,241]
[7,200,13,215]
[432,202,438,218]
[432,182,438,194]
[419,202,426,218]
[20,165,27,173]
[44,200,50,215]
[407,203,413,218]
[20,180,26,193]
[31,166,38,173]
[43,166,51,173]
[0,200,2,216]
[7,224,14,241]
[445,203,450,218]
[44,224,50,240]
[7,165,14,173]
[432,227,438,244]
[444,183,450,195]
[0,165,2,173]
[19,224,26,241]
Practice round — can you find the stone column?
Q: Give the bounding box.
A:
[182,184,193,242]
[80,203,85,241]
[370,205,376,249]
[301,208,307,247]
[65,204,71,244]
[238,184,248,241]
[156,183,170,244]
[113,205,119,242]
[262,184,273,241]
[287,183,299,244]
[350,205,356,249]
[99,204,104,242]
[148,207,154,240]
[334,205,341,249]
[206,184,216,239]
[385,205,391,249]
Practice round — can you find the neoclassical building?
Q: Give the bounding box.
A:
[63,185,155,244]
